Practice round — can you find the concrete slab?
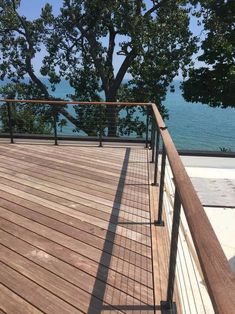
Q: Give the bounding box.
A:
[181,156,235,169]
[191,177,235,207]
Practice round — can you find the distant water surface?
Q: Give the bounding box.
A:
[163,81,235,151]
[52,79,235,151]
[0,79,234,151]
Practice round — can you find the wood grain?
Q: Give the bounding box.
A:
[0,143,155,313]
[0,99,151,106]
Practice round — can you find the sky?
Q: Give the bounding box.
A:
[17,0,205,80]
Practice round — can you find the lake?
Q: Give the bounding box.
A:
[0,79,234,151]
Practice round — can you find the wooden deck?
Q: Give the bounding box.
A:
[0,142,168,313]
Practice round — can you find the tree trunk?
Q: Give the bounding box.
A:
[106,94,118,137]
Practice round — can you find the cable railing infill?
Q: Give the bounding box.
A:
[150,103,235,313]
[0,99,152,147]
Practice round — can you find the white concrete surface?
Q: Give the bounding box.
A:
[181,156,235,273]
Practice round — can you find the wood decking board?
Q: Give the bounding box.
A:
[0,155,149,207]
[14,145,148,180]
[0,147,149,194]
[0,148,149,199]
[0,161,149,212]
[0,143,165,313]
[0,225,152,306]
[5,143,144,166]
[0,284,43,314]
[0,208,151,287]
[0,146,149,187]
[0,198,151,271]
[0,176,151,239]
[0,184,150,247]
[0,190,150,258]
[0,246,149,314]
[0,170,150,223]
[0,262,84,314]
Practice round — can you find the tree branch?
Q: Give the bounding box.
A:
[11,1,32,46]
[106,27,116,69]
[6,0,87,131]
[144,0,167,17]
[65,1,108,92]
[79,27,108,92]
[111,49,137,97]
[25,57,50,98]
[0,28,25,36]
[10,1,50,98]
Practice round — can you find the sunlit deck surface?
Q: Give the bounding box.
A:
[0,141,169,314]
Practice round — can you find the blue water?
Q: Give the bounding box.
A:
[163,82,235,151]
[1,79,234,151]
[51,79,235,151]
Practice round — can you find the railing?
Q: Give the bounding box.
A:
[0,99,151,146]
[0,99,235,313]
[150,103,235,313]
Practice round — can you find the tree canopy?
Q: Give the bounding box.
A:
[0,0,197,136]
[182,0,235,108]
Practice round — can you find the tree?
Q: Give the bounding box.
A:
[0,0,83,133]
[0,0,197,136]
[182,0,235,108]
[0,82,53,134]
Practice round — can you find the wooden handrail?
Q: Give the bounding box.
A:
[151,103,235,313]
[0,99,151,106]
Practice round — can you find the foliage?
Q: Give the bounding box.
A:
[0,0,197,137]
[219,147,232,153]
[0,82,52,134]
[44,0,197,135]
[0,102,52,134]
[182,0,235,108]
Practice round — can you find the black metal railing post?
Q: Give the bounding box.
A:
[7,102,14,144]
[152,129,160,186]
[151,117,156,163]
[53,105,58,146]
[145,106,149,148]
[99,105,103,147]
[155,144,166,226]
[161,189,181,311]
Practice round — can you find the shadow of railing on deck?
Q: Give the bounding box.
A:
[87,147,154,313]
[87,147,130,313]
